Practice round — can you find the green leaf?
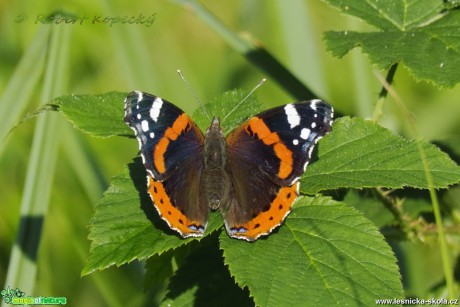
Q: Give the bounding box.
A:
[323,1,460,87]
[192,89,263,134]
[82,158,222,275]
[161,234,253,306]
[324,0,445,31]
[302,117,460,194]
[52,91,131,137]
[221,196,403,306]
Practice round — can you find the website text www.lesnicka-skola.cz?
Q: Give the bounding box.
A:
[375,298,459,305]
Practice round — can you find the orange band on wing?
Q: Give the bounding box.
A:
[147,175,205,237]
[273,143,293,179]
[229,182,299,241]
[246,117,293,179]
[154,114,191,173]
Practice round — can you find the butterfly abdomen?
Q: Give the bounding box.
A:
[202,117,231,210]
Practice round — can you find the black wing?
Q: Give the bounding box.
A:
[124,91,209,237]
[222,100,333,241]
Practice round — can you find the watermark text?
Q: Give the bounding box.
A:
[15,13,156,27]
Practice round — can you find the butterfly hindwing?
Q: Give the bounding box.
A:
[124,91,208,237]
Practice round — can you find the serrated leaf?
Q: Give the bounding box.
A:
[82,157,222,275]
[302,117,460,194]
[221,196,403,306]
[52,91,131,137]
[323,0,460,87]
[325,0,445,31]
[161,234,253,307]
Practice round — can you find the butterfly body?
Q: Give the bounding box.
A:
[124,91,333,241]
[202,117,230,210]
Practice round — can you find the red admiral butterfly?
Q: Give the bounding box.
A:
[124,91,333,241]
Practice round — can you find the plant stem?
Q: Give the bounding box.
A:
[373,63,398,122]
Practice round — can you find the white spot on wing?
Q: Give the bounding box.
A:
[137,114,142,119]
[295,182,300,194]
[135,90,144,101]
[302,161,309,172]
[132,91,144,109]
[289,176,301,186]
[150,98,163,122]
[150,132,155,139]
[140,153,146,164]
[141,120,149,132]
[310,99,321,111]
[311,122,317,128]
[293,139,299,145]
[300,128,311,140]
[284,104,300,128]
[307,146,314,158]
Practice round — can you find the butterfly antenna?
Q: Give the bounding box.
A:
[177,70,210,120]
[223,78,266,121]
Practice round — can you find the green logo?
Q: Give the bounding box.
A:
[1,287,67,305]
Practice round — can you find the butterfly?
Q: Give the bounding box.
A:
[124,91,333,241]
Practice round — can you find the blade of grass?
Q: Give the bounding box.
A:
[100,0,157,90]
[274,0,327,98]
[61,125,107,201]
[0,27,49,155]
[174,0,317,100]
[2,23,70,299]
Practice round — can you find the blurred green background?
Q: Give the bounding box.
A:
[1,0,459,306]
